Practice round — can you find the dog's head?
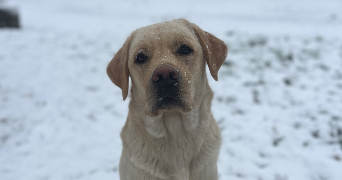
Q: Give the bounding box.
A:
[107,19,227,116]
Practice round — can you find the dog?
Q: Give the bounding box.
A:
[107,19,227,180]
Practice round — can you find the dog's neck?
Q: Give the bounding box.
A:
[144,109,199,139]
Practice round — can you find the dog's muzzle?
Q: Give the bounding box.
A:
[151,66,183,110]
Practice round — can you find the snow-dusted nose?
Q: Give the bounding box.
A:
[152,66,178,82]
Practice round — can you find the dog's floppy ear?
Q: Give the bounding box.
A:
[188,22,228,81]
[107,35,133,100]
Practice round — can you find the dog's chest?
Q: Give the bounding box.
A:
[126,112,204,179]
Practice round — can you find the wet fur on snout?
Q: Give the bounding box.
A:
[107,19,227,180]
[150,73,189,116]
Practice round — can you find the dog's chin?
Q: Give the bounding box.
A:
[147,97,193,117]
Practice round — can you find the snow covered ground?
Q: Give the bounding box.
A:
[1,0,342,180]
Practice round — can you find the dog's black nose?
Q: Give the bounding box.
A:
[152,66,181,110]
[152,66,178,83]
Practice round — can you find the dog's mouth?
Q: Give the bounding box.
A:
[155,95,183,108]
[147,66,193,116]
[149,81,191,116]
[158,97,177,105]
[150,97,189,116]
[152,81,183,105]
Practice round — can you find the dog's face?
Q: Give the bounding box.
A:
[107,19,227,116]
[128,21,205,116]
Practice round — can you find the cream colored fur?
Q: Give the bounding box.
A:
[107,19,228,180]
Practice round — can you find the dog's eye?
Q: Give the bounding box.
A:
[135,53,148,64]
[177,45,193,56]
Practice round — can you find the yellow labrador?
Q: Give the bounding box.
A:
[107,19,227,180]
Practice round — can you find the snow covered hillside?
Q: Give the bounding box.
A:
[1,0,342,180]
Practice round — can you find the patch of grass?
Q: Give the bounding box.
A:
[300,48,320,60]
[269,48,293,64]
[248,36,268,47]
[283,78,292,86]
[273,136,285,147]
[311,130,320,139]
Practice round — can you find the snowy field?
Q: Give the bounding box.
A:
[1,0,342,180]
